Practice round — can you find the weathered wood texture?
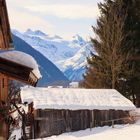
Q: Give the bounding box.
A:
[0,57,38,86]
[0,0,13,139]
[0,122,8,140]
[0,0,12,50]
[32,109,132,139]
[0,0,37,139]
[0,74,9,140]
[0,73,8,101]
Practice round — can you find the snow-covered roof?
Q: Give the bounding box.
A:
[20,87,135,110]
[0,50,41,78]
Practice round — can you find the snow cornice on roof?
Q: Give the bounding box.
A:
[0,50,41,86]
[0,50,41,78]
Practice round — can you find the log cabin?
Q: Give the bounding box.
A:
[21,87,136,139]
[0,0,41,139]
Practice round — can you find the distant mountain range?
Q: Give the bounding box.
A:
[12,29,94,81]
[12,34,69,87]
[57,44,93,81]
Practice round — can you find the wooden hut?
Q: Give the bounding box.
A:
[20,87,136,139]
[0,0,41,139]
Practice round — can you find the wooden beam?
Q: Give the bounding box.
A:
[0,57,38,86]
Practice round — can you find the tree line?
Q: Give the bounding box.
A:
[81,0,140,106]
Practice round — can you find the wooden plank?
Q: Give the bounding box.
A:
[92,110,94,128]
[66,110,71,132]
[80,110,83,129]
[0,25,5,49]
[84,110,88,129]
[0,74,8,102]
[34,117,49,121]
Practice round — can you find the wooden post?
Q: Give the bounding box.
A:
[31,123,35,139]
[90,110,94,130]
[84,110,87,129]
[63,110,67,132]
[92,110,94,128]
[112,120,114,128]
[66,110,70,132]
[90,110,92,130]
[81,111,84,129]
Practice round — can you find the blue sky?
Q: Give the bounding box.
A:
[6,0,102,39]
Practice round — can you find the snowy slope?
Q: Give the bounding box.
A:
[12,29,91,81]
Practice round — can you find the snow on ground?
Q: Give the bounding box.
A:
[9,128,21,140]
[10,109,140,140]
[10,121,140,140]
[34,121,140,140]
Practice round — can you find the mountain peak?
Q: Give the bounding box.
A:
[53,35,62,39]
[72,34,86,46]
[34,30,47,36]
[24,29,34,35]
[24,29,47,36]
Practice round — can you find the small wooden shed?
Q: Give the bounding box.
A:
[21,87,136,139]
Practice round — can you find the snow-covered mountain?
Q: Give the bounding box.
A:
[12,29,93,81]
[12,34,69,87]
[56,43,94,81]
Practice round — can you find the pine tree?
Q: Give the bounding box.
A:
[121,0,140,105]
[82,0,128,89]
[82,0,140,103]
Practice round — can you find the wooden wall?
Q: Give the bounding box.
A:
[0,73,9,140]
[0,73,8,102]
[0,0,16,139]
[0,0,12,50]
[32,109,132,139]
